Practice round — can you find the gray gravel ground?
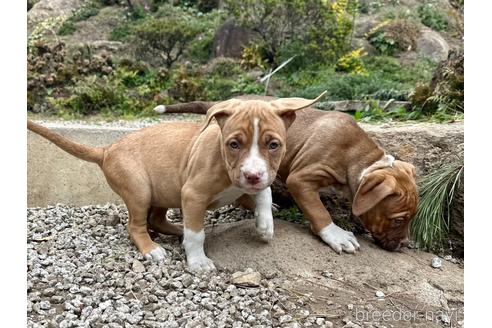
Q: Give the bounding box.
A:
[27,204,327,328]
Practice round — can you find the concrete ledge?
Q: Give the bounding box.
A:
[27,121,463,207]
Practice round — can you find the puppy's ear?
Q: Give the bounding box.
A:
[394,160,416,178]
[201,99,239,132]
[270,91,327,128]
[352,171,396,216]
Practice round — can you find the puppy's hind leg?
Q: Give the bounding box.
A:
[147,206,184,236]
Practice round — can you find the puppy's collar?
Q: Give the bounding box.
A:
[359,154,395,182]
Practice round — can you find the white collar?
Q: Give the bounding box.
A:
[359,154,395,182]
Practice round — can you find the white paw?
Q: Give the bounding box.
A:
[143,246,166,262]
[187,255,216,273]
[319,223,360,254]
[255,213,274,242]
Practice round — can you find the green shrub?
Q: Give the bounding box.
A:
[336,48,367,75]
[57,1,103,36]
[226,0,357,67]
[278,56,436,102]
[133,5,205,67]
[410,51,464,115]
[411,162,463,251]
[367,20,420,55]
[58,21,77,36]
[418,3,448,31]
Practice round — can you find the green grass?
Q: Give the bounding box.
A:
[277,56,436,101]
[410,162,464,251]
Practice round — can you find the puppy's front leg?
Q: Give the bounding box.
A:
[254,187,274,242]
[181,185,216,273]
[287,175,360,254]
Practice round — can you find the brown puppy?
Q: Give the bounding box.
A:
[155,97,418,253]
[27,94,325,271]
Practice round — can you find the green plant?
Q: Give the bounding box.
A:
[58,21,77,36]
[133,6,203,67]
[418,3,448,31]
[410,51,464,115]
[240,43,267,70]
[275,206,305,224]
[57,0,103,36]
[336,47,367,75]
[367,19,420,55]
[411,162,463,251]
[227,0,358,67]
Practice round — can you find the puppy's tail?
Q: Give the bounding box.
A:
[27,120,104,165]
[153,101,217,115]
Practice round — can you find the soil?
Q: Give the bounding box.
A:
[206,219,464,328]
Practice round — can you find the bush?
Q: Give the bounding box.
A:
[367,20,420,55]
[336,48,367,75]
[410,51,464,115]
[280,56,436,101]
[226,0,357,67]
[133,17,201,68]
[418,3,448,31]
[57,0,103,36]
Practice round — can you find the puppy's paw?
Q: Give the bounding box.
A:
[143,246,167,262]
[319,223,360,254]
[187,255,216,273]
[255,217,274,242]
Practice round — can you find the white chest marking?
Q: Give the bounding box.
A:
[211,186,244,208]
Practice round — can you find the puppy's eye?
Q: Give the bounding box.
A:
[268,141,280,151]
[392,217,405,227]
[229,140,240,150]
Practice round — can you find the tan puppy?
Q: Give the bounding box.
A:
[27,94,325,271]
[155,97,418,253]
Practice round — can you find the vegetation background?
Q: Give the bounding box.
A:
[27,0,463,122]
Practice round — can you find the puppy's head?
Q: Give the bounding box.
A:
[202,92,326,194]
[352,160,418,251]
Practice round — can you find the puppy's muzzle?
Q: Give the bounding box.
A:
[373,234,409,251]
[243,171,265,185]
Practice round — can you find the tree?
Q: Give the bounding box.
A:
[133,16,202,68]
[225,0,358,67]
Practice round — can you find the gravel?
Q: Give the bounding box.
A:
[27,203,315,327]
[32,114,203,130]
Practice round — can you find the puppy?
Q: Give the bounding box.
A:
[27,93,325,271]
[154,96,418,253]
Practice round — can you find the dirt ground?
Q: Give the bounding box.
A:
[205,219,464,327]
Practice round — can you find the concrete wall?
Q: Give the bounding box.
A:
[27,124,135,207]
[27,122,464,207]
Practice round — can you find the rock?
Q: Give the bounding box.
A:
[105,213,120,226]
[279,314,293,324]
[343,322,362,328]
[231,270,262,287]
[375,291,385,298]
[431,257,442,269]
[416,29,450,62]
[212,19,260,58]
[28,0,86,30]
[132,260,146,273]
[440,313,451,324]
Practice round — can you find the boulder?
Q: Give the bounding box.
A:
[417,29,450,61]
[28,0,86,31]
[212,19,260,58]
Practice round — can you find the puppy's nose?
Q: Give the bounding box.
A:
[400,237,410,247]
[243,171,263,185]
